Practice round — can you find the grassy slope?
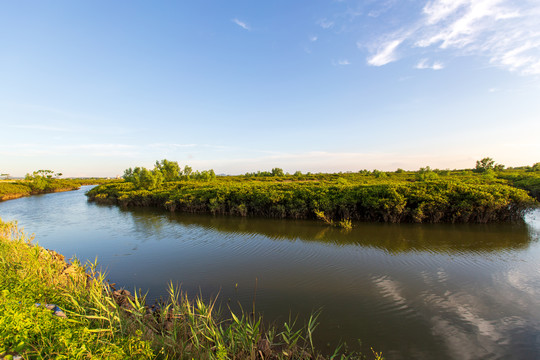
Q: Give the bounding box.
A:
[0,219,380,360]
[0,219,153,359]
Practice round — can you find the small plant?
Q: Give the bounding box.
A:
[315,210,353,229]
[338,218,353,230]
[314,209,334,226]
[279,315,304,348]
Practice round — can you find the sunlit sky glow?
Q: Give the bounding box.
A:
[1,0,539,177]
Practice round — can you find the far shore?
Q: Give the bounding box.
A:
[0,187,79,202]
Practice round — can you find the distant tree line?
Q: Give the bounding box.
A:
[0,169,84,200]
[24,170,64,191]
[244,168,286,177]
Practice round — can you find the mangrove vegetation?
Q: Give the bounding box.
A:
[86,158,539,224]
[0,170,117,202]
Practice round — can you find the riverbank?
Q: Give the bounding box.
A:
[0,180,80,202]
[0,187,78,202]
[0,218,381,359]
[0,178,119,202]
[87,172,537,224]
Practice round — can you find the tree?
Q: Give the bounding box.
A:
[372,169,387,178]
[154,159,181,182]
[191,169,216,181]
[32,170,55,178]
[25,169,59,190]
[271,168,284,177]
[474,157,497,173]
[123,166,163,190]
[123,167,139,187]
[139,168,163,189]
[183,165,193,179]
[416,166,438,181]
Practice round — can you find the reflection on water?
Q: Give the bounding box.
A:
[0,187,539,360]
[161,210,535,254]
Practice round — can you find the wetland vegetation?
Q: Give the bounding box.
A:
[0,170,117,201]
[2,184,539,359]
[0,218,381,360]
[2,158,539,358]
[87,159,539,225]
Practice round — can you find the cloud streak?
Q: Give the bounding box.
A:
[367,39,403,66]
[8,124,73,132]
[232,18,250,31]
[0,143,139,158]
[366,0,540,75]
[333,59,351,66]
[318,19,334,29]
[415,58,444,70]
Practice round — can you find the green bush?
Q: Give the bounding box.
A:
[87,170,536,224]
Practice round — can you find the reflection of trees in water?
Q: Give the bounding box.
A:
[118,207,170,241]
[117,207,534,254]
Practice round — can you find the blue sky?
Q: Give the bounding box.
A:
[1,0,539,177]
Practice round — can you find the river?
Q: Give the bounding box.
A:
[1,186,539,359]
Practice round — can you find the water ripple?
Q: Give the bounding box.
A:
[1,187,540,360]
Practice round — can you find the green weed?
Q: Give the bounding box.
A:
[0,219,381,359]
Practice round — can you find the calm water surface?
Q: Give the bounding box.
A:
[1,186,539,359]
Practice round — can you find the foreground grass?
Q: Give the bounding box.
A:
[0,220,153,359]
[0,219,380,360]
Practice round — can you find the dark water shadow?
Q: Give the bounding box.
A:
[113,205,537,255]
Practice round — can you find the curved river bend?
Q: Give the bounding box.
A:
[1,186,539,359]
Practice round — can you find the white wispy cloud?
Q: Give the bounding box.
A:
[367,39,403,66]
[334,59,351,66]
[415,58,444,70]
[0,143,139,158]
[147,143,234,151]
[318,19,334,29]
[8,124,73,132]
[366,0,540,75]
[368,0,398,18]
[422,0,470,25]
[415,0,520,49]
[148,143,198,149]
[232,18,250,31]
[309,35,318,42]
[73,144,135,150]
